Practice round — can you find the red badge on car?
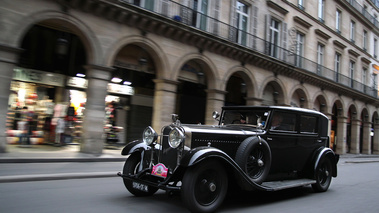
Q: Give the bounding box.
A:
[151,163,168,178]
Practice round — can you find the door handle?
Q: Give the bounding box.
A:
[267,137,273,141]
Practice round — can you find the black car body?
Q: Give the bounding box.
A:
[118,106,339,212]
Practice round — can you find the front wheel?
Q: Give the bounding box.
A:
[181,160,228,213]
[312,157,333,192]
[122,153,158,196]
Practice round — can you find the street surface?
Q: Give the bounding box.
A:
[1,160,379,213]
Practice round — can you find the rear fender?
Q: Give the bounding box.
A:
[180,146,273,191]
[313,147,339,177]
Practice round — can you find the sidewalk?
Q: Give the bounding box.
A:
[0,144,126,163]
[0,144,127,183]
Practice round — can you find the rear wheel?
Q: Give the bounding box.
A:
[235,137,271,184]
[181,160,228,213]
[122,153,158,196]
[312,157,332,192]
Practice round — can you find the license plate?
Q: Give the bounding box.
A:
[151,163,168,178]
[132,182,148,192]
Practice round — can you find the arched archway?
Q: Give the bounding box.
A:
[331,100,345,153]
[176,59,209,124]
[313,95,328,114]
[360,108,370,154]
[224,71,249,106]
[261,81,285,106]
[8,21,90,146]
[372,111,379,154]
[290,88,308,108]
[347,104,358,153]
[111,44,157,142]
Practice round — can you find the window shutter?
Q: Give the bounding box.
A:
[265,14,271,55]
[282,22,288,61]
[252,6,258,49]
[228,0,237,42]
[212,0,220,34]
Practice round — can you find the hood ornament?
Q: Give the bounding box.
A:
[171,114,181,126]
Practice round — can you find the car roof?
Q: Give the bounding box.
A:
[222,106,328,119]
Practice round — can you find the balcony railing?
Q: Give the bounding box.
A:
[118,0,378,98]
[347,0,379,28]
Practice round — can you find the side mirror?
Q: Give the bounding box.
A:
[212,111,220,121]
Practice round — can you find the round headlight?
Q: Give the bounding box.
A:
[168,127,185,148]
[142,126,157,145]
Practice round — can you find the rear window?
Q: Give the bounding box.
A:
[300,115,318,133]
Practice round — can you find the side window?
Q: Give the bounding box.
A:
[300,115,318,133]
[270,112,296,132]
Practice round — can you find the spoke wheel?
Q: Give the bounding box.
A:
[312,157,333,192]
[235,137,271,184]
[181,160,228,213]
[122,153,158,196]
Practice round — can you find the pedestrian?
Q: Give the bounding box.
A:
[55,117,65,146]
[18,116,31,147]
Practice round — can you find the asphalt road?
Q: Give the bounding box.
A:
[1,160,379,213]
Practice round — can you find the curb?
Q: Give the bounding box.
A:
[0,157,126,163]
[0,172,118,183]
[344,160,379,164]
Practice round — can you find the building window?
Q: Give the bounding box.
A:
[133,0,154,11]
[236,1,249,46]
[350,21,355,43]
[317,43,324,75]
[334,52,341,82]
[349,60,355,88]
[269,18,280,58]
[296,32,304,67]
[373,73,378,91]
[336,9,341,34]
[298,0,305,10]
[318,0,325,22]
[192,0,208,31]
[363,67,367,92]
[363,30,368,51]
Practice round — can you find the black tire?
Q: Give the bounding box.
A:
[312,157,333,192]
[122,153,158,196]
[181,160,228,213]
[235,137,271,184]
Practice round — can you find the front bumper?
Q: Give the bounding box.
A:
[117,170,181,192]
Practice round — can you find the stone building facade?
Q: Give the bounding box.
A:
[1,0,379,155]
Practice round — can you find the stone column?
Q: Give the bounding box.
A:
[373,123,379,154]
[152,79,178,130]
[362,121,372,154]
[205,89,227,125]
[349,119,361,154]
[325,113,333,148]
[0,44,22,153]
[80,64,112,155]
[336,116,348,154]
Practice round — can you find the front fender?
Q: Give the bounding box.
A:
[121,140,148,155]
[313,147,339,177]
[180,146,273,191]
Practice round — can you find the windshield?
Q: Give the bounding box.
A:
[221,109,270,127]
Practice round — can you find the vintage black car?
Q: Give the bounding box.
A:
[118,106,339,212]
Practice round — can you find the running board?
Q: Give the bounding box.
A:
[261,179,316,191]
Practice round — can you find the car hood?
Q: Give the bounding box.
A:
[181,124,264,136]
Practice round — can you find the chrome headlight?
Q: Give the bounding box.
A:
[168,127,185,148]
[142,126,157,145]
